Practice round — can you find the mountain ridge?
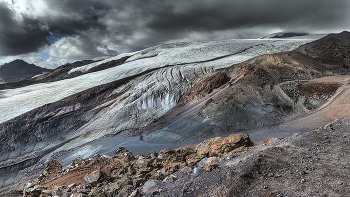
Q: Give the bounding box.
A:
[0,59,52,84]
[2,32,350,195]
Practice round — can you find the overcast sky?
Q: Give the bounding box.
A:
[0,0,350,68]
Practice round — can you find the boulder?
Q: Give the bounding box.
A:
[157,148,175,160]
[195,133,254,157]
[141,179,164,195]
[115,147,135,162]
[76,188,89,194]
[84,170,105,184]
[84,170,100,184]
[23,180,39,196]
[185,153,202,166]
[42,159,62,178]
[197,157,220,169]
[192,167,205,177]
[115,147,129,155]
[135,158,149,167]
[205,157,219,165]
[197,157,208,168]
[67,183,77,192]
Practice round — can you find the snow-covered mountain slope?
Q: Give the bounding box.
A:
[2,33,343,190]
[0,37,322,124]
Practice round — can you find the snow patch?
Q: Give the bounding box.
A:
[68,52,138,74]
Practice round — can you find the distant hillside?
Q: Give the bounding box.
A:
[261,32,309,39]
[0,59,52,83]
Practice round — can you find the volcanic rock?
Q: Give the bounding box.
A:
[178,72,229,105]
[296,31,350,69]
[195,133,254,157]
[84,170,101,184]
[42,159,62,179]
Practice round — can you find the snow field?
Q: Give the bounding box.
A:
[0,35,324,124]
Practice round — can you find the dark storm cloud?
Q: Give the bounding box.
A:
[41,0,107,35]
[102,0,350,51]
[147,0,349,32]
[0,2,49,56]
[1,0,349,58]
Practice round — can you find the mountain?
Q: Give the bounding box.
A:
[0,60,52,84]
[261,31,309,39]
[1,32,350,195]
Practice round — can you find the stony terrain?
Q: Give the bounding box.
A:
[159,118,350,197]
[2,133,273,196]
[5,118,350,196]
[1,31,350,196]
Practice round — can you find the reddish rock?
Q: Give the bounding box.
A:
[178,72,229,105]
[195,133,254,157]
[203,162,220,171]
[256,137,284,145]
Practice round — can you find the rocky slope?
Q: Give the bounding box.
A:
[0,60,52,84]
[6,118,350,197]
[159,118,350,197]
[2,32,350,194]
[3,133,268,196]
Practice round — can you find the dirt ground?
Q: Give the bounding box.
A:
[157,117,350,197]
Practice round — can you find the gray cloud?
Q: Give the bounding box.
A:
[41,1,107,35]
[1,0,350,62]
[146,0,350,33]
[0,2,50,56]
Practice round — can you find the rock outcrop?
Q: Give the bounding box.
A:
[11,133,256,197]
[195,133,254,157]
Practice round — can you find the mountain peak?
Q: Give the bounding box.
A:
[2,59,34,68]
[11,59,27,63]
[261,31,309,39]
[0,59,52,83]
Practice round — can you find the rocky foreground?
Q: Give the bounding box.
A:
[4,132,257,196]
[4,117,350,196]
